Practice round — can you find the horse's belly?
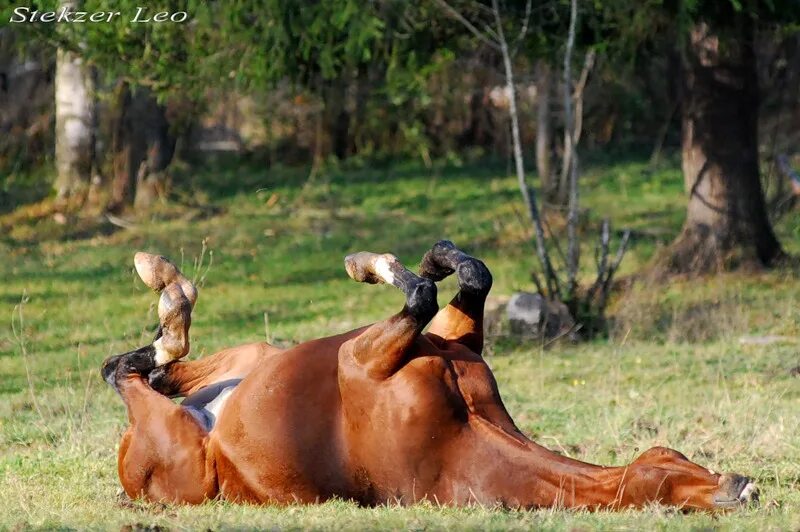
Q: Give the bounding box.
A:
[209,341,352,503]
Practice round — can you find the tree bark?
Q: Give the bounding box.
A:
[664,20,783,273]
[535,60,553,196]
[54,0,95,203]
[324,79,350,160]
[107,83,175,212]
[133,92,174,210]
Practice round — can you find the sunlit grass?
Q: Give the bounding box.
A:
[1,156,798,529]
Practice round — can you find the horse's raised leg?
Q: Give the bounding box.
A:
[341,252,438,379]
[100,252,217,503]
[420,240,492,354]
[102,253,196,389]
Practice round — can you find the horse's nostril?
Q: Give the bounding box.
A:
[738,481,759,505]
[101,354,123,385]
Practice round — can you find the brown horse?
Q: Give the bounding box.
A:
[101,242,757,510]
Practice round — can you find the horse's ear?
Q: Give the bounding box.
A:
[134,252,197,308]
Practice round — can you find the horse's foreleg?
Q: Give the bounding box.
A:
[147,342,283,397]
[340,251,438,379]
[420,240,492,354]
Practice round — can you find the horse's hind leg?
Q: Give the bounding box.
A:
[340,251,438,379]
[106,354,217,504]
[420,240,492,354]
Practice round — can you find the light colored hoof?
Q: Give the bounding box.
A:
[344,252,399,285]
[134,252,197,307]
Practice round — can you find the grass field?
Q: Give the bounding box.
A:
[1,156,799,530]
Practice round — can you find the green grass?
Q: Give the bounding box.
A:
[1,156,799,530]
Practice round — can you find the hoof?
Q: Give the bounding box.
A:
[100,345,157,391]
[134,252,197,307]
[419,240,492,293]
[419,240,458,281]
[714,474,759,509]
[344,252,401,285]
[406,276,438,322]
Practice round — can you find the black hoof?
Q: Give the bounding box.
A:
[101,354,124,387]
[420,240,492,294]
[148,362,178,396]
[455,257,492,295]
[419,240,459,281]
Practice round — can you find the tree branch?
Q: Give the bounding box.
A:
[564,0,580,301]
[432,0,500,51]
[510,0,533,57]
[572,48,596,147]
[492,0,560,298]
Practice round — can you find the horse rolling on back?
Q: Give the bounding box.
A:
[101,241,758,510]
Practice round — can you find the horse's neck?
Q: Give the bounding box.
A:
[452,415,624,509]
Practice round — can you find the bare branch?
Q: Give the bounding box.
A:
[492,0,560,298]
[597,229,631,313]
[510,0,533,57]
[572,49,596,147]
[609,230,631,275]
[564,0,580,301]
[587,219,610,301]
[432,0,500,51]
[540,210,568,271]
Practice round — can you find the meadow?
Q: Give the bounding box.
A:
[1,156,799,530]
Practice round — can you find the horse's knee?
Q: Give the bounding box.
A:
[635,446,688,465]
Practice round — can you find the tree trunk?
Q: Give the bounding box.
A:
[107,83,175,212]
[133,92,174,210]
[108,82,135,212]
[535,60,553,197]
[663,20,783,273]
[54,0,95,204]
[563,0,580,302]
[492,0,560,299]
[323,79,350,160]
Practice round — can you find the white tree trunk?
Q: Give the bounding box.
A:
[492,0,559,298]
[54,1,95,201]
[535,60,552,194]
[563,0,580,300]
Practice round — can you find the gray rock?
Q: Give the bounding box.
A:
[506,291,575,340]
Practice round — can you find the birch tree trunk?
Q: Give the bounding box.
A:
[54,0,95,202]
[535,60,553,196]
[492,0,559,298]
[563,0,580,300]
